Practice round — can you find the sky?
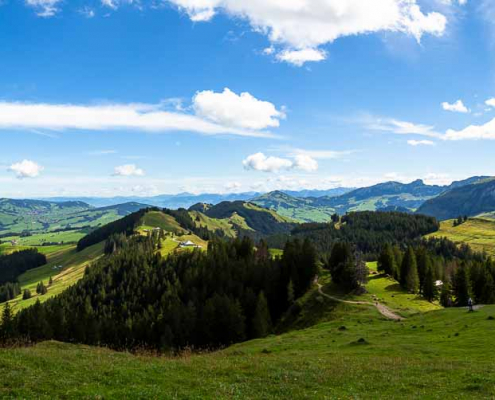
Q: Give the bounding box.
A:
[1,0,495,198]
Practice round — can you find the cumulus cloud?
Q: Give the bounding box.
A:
[242,152,318,173]
[193,88,285,130]
[113,164,145,176]
[442,99,470,113]
[224,181,242,191]
[8,160,44,179]
[25,0,62,17]
[407,139,435,146]
[168,0,447,65]
[0,91,280,138]
[485,98,495,108]
[276,49,327,67]
[444,118,495,141]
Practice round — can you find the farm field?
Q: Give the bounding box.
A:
[426,218,495,257]
[3,243,104,313]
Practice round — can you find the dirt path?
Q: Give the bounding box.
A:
[317,283,404,321]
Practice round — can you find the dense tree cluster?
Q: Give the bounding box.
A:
[0,282,21,303]
[325,243,369,292]
[0,249,46,285]
[291,211,439,258]
[10,235,318,351]
[377,244,495,306]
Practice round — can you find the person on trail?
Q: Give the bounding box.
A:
[468,298,474,312]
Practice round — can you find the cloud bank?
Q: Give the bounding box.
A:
[0,89,281,138]
[168,0,448,65]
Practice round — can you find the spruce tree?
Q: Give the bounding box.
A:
[401,247,419,293]
[440,279,453,307]
[252,292,272,338]
[453,266,471,307]
[1,302,13,339]
[423,264,437,302]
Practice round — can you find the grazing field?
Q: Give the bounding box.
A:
[0,301,493,398]
[426,218,495,257]
[2,243,104,313]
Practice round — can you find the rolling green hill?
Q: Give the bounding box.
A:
[202,201,296,235]
[253,191,336,222]
[1,268,494,398]
[0,199,149,235]
[426,217,495,257]
[418,178,495,220]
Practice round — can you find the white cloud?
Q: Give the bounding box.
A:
[485,98,495,108]
[193,88,285,130]
[365,116,442,138]
[444,118,495,140]
[442,99,470,113]
[168,0,447,65]
[8,160,44,179]
[0,95,279,138]
[25,0,61,17]
[242,152,318,173]
[407,139,435,146]
[276,49,327,66]
[293,155,318,172]
[438,0,467,5]
[113,164,145,176]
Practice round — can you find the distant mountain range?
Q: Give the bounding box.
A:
[418,178,495,220]
[9,175,493,224]
[252,176,492,222]
[36,188,354,210]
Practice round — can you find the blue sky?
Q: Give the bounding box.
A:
[1,0,495,197]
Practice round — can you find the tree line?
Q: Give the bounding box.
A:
[287,211,439,258]
[7,235,318,351]
[377,243,495,306]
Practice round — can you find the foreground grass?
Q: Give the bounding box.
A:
[0,304,494,398]
[427,218,495,257]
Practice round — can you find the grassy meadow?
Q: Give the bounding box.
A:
[427,218,495,257]
[0,299,493,398]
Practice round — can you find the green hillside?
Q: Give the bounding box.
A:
[0,199,149,237]
[1,278,494,398]
[418,178,495,220]
[427,218,495,257]
[203,201,296,235]
[253,191,336,222]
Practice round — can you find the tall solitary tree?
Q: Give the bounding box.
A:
[453,266,471,307]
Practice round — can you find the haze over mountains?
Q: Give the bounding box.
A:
[2,175,492,225]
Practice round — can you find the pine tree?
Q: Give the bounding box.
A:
[287,280,295,305]
[440,279,453,307]
[1,302,14,339]
[401,247,419,293]
[22,289,31,300]
[252,292,272,338]
[378,244,397,276]
[453,266,471,307]
[423,264,437,302]
[48,276,53,286]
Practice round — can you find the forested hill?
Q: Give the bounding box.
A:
[286,211,440,257]
[12,235,318,350]
[417,178,495,220]
[201,201,296,235]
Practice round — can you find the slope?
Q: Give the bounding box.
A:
[418,178,495,220]
[0,303,493,398]
[426,218,495,257]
